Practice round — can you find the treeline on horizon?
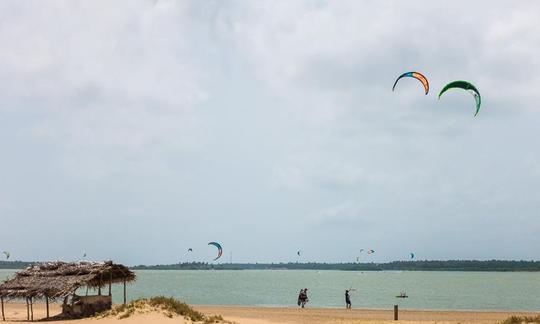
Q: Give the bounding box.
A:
[2,260,540,272]
[130,260,540,272]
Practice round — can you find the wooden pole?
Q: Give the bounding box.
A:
[30,297,33,321]
[123,279,126,305]
[98,274,102,295]
[46,296,49,319]
[26,298,29,321]
[109,273,112,296]
[1,296,5,321]
[394,305,398,321]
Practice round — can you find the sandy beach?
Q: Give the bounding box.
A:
[0,302,537,324]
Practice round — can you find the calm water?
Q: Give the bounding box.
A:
[2,269,539,311]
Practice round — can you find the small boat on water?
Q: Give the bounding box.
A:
[395,295,408,298]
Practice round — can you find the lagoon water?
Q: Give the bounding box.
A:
[2,269,539,311]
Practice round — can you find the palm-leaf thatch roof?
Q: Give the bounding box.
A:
[0,261,135,299]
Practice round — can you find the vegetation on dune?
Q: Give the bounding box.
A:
[501,315,540,324]
[98,296,232,323]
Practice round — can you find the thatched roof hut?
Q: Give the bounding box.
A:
[0,261,135,321]
[0,260,135,299]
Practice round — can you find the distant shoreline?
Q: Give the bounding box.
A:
[130,260,540,271]
[3,260,540,272]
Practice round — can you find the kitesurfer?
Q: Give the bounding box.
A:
[345,290,352,309]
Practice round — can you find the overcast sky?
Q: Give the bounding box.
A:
[1,1,539,265]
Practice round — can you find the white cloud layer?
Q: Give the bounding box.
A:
[0,0,539,263]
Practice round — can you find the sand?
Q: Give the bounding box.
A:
[1,302,538,323]
[195,305,538,324]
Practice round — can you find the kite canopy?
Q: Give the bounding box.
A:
[2,251,9,260]
[208,242,222,261]
[438,80,481,116]
[410,253,415,259]
[188,248,193,252]
[367,250,375,254]
[392,71,429,95]
[297,251,301,256]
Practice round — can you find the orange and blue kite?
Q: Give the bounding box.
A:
[392,71,429,95]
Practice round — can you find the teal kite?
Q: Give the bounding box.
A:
[438,80,482,116]
[208,242,223,261]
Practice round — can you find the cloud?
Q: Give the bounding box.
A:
[0,1,219,179]
[1,1,540,262]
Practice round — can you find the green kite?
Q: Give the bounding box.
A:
[438,80,482,116]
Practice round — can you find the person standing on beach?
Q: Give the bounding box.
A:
[297,289,303,307]
[298,288,308,308]
[345,290,352,309]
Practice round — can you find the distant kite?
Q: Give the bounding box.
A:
[188,248,193,252]
[2,251,10,260]
[392,71,429,95]
[83,252,87,258]
[410,253,415,259]
[359,249,364,253]
[367,250,375,255]
[208,242,223,261]
[438,80,481,116]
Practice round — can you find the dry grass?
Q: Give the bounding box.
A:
[98,296,233,323]
[501,315,540,324]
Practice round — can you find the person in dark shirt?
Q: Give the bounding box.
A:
[345,289,352,309]
[298,288,308,308]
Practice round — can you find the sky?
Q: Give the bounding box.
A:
[1,1,539,265]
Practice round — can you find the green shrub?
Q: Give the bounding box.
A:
[147,296,204,321]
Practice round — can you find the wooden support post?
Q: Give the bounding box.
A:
[1,296,5,321]
[109,273,112,296]
[123,279,126,305]
[98,274,102,295]
[26,298,29,321]
[394,305,398,321]
[30,297,33,321]
[46,296,49,319]
[85,286,89,296]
